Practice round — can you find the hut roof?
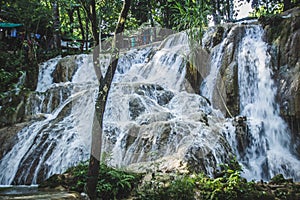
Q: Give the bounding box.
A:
[0,22,22,28]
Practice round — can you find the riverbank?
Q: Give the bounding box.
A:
[38,162,300,200]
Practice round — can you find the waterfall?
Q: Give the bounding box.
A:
[0,25,299,185]
[200,31,227,101]
[36,56,62,92]
[227,25,300,180]
[101,32,230,175]
[0,33,216,185]
[0,55,97,185]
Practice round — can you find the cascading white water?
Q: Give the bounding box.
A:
[200,33,227,101]
[102,32,230,175]
[113,32,190,91]
[1,25,299,186]
[230,25,300,180]
[0,55,97,185]
[36,56,62,92]
[200,24,300,181]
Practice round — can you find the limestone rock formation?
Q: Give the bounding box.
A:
[261,7,300,156]
[52,55,79,83]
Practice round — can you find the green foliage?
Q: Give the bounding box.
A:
[97,0,123,35]
[97,164,141,199]
[219,156,243,175]
[2,0,297,50]
[135,159,274,200]
[172,0,210,30]
[65,161,142,200]
[249,0,300,18]
[269,174,298,199]
[1,0,52,36]
[197,169,251,199]
[0,51,25,95]
[44,159,299,200]
[270,174,287,184]
[65,161,88,191]
[171,0,211,47]
[250,3,284,18]
[135,173,196,200]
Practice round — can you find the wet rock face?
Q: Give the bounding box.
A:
[278,64,300,155]
[184,136,232,175]
[103,81,233,174]
[201,9,300,155]
[185,47,210,95]
[129,97,146,120]
[0,87,70,129]
[127,84,175,120]
[0,56,76,128]
[203,25,226,50]
[0,92,28,128]
[232,116,249,157]
[262,8,300,68]
[52,55,79,83]
[0,99,21,128]
[0,123,29,160]
[135,84,174,106]
[261,8,300,156]
[26,86,72,116]
[203,24,245,117]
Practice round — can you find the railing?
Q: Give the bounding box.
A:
[100,27,176,52]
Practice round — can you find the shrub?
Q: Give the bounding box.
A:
[65,161,142,199]
[135,158,275,200]
[136,173,196,200]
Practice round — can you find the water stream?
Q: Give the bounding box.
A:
[222,25,300,180]
[0,55,97,185]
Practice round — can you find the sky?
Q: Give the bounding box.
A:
[208,0,253,26]
[235,0,253,19]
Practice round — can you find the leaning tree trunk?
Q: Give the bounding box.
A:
[86,0,131,199]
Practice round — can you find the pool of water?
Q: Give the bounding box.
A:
[0,185,82,199]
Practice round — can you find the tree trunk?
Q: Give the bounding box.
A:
[90,0,99,45]
[52,1,61,51]
[85,17,89,51]
[164,0,171,28]
[76,6,85,52]
[148,1,155,27]
[68,8,74,35]
[79,0,99,46]
[283,0,292,11]
[86,0,131,199]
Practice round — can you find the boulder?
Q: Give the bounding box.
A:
[0,122,29,160]
[232,116,249,156]
[185,47,210,94]
[52,55,79,83]
[0,92,29,128]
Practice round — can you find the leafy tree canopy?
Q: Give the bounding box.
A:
[0,0,52,36]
